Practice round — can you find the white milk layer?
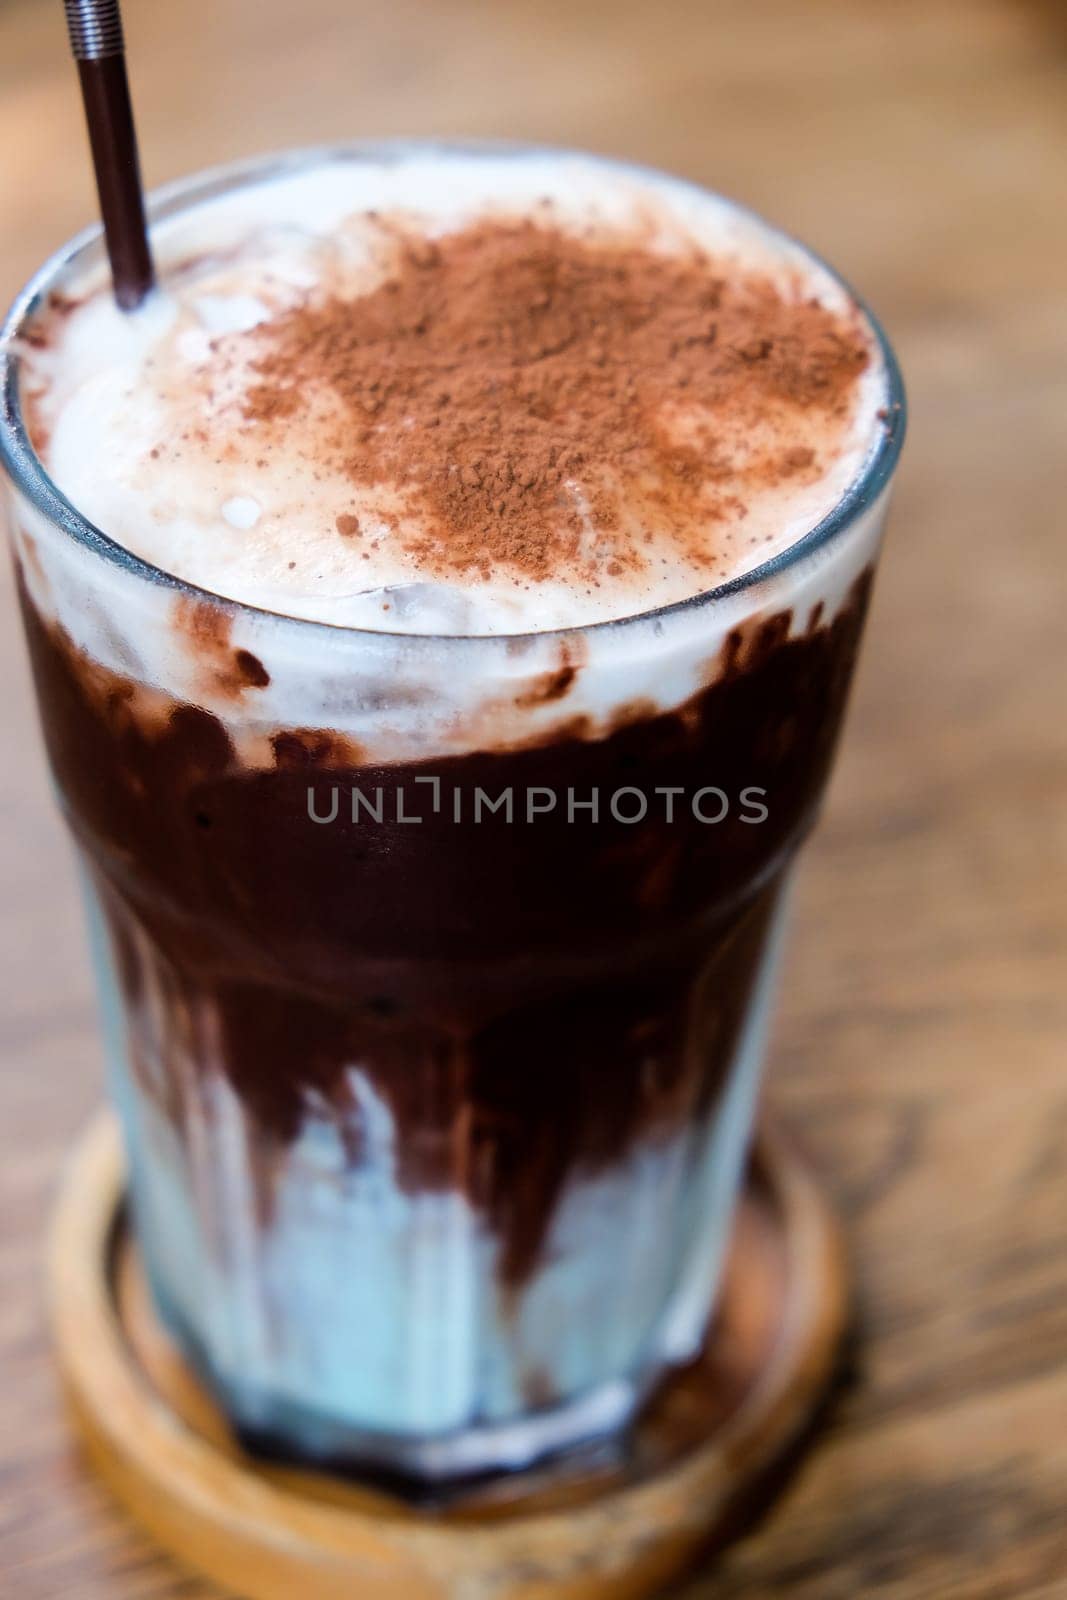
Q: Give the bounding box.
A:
[21,149,888,636]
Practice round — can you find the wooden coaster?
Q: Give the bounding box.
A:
[47,1111,847,1600]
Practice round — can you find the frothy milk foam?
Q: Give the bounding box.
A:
[22,149,887,637]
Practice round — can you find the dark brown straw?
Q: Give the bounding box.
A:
[63,0,155,310]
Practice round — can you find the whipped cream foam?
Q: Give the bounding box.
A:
[20,149,888,636]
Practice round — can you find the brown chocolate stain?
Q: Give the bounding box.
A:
[515,663,577,708]
[271,728,364,769]
[234,649,270,688]
[606,697,663,736]
[711,607,797,688]
[173,596,272,700]
[514,636,588,711]
[174,595,234,651]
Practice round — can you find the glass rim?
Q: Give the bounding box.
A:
[0,138,906,647]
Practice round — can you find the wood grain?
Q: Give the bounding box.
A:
[2,1,1065,1596]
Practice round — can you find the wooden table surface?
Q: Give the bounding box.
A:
[2,1,1065,1595]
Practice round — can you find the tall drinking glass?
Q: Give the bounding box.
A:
[0,145,904,1482]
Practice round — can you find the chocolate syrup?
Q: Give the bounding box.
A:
[19,569,872,1289]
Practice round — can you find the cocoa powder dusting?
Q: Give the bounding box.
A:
[244,219,870,584]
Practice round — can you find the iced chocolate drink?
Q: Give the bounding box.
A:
[1,145,903,1481]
